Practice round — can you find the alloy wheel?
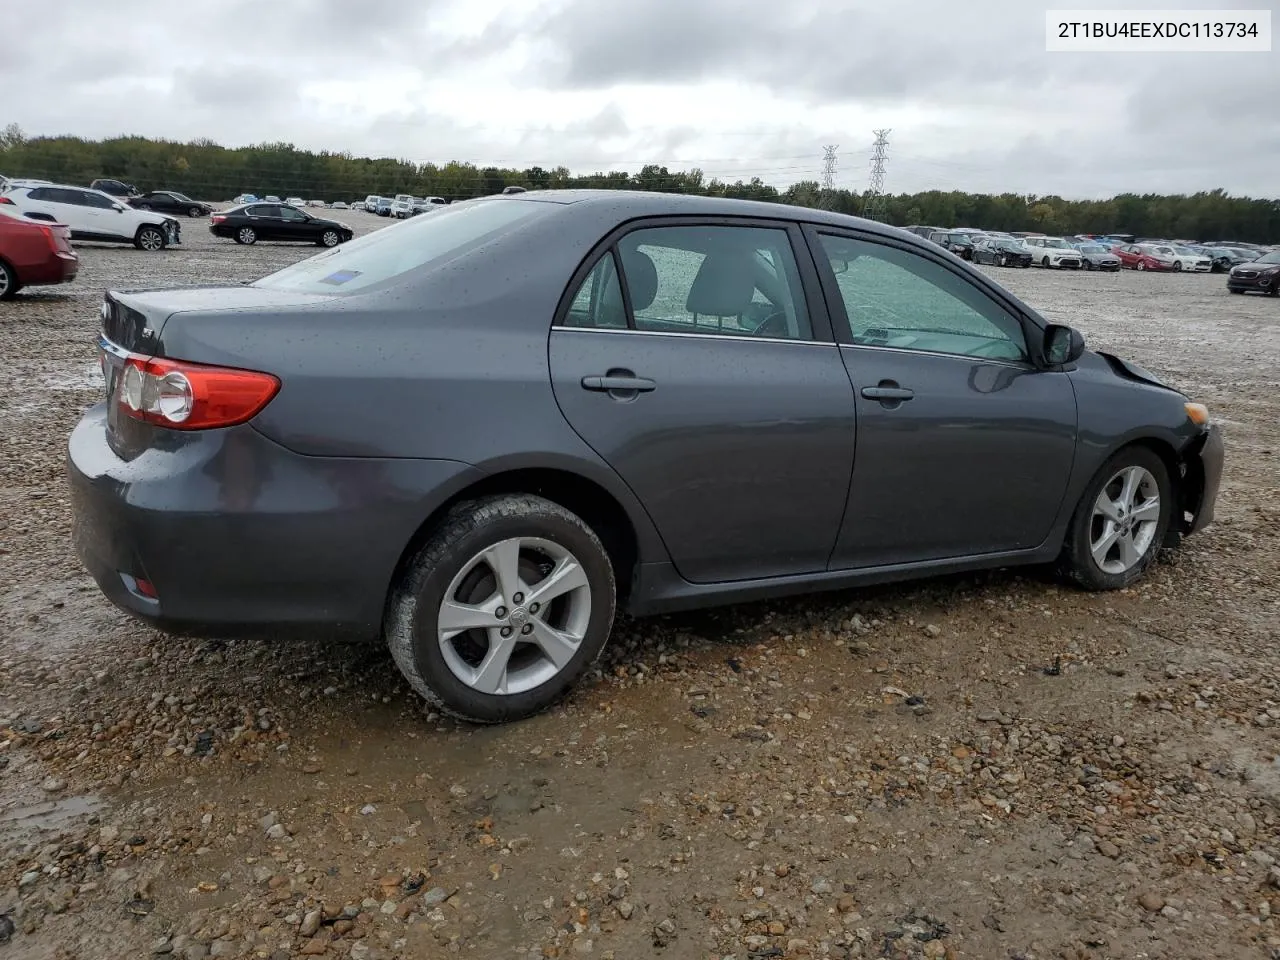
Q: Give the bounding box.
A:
[436,536,592,696]
[138,228,164,251]
[1090,465,1161,575]
[322,230,340,247]
[0,263,12,299]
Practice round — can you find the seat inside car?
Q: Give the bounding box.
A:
[685,250,755,330]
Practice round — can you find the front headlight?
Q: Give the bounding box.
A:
[1185,402,1210,426]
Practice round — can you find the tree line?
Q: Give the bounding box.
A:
[3,125,1277,242]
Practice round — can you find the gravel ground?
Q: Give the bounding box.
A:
[1,216,1278,960]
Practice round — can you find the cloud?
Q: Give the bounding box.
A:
[1,0,1277,199]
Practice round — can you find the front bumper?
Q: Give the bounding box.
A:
[1178,424,1224,536]
[67,404,481,638]
[1227,271,1277,293]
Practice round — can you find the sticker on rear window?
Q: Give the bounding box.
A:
[319,269,362,286]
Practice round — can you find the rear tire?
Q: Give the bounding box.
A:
[386,495,617,724]
[236,227,257,245]
[1058,446,1172,591]
[0,259,20,300]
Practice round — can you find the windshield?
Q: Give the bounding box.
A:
[1077,244,1105,253]
[253,197,551,295]
[1255,250,1280,264]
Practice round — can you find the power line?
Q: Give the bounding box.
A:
[864,128,891,222]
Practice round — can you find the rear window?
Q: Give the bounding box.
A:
[253,197,551,295]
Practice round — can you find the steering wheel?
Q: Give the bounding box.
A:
[751,310,791,339]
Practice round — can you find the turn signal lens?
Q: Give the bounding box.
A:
[1185,402,1210,426]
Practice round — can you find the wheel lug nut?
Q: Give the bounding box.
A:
[521,624,533,635]
[495,607,507,619]
[529,602,540,614]
[500,626,512,638]
[513,592,524,604]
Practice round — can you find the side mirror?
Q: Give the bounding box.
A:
[1043,324,1085,366]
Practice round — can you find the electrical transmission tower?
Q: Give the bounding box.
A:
[863,128,891,221]
[820,144,838,193]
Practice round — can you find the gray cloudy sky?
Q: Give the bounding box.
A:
[4,0,1277,198]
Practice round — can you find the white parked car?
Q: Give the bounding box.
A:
[331,201,349,209]
[390,194,416,219]
[0,183,180,250]
[265,195,282,203]
[363,195,381,212]
[1022,236,1083,269]
[285,196,306,209]
[1164,245,1214,272]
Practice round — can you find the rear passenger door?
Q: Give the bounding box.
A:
[247,204,285,240]
[549,218,857,584]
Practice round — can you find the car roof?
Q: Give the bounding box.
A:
[501,189,920,240]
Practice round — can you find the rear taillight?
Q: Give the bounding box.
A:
[116,355,280,430]
[210,214,226,224]
[38,225,59,254]
[0,197,13,205]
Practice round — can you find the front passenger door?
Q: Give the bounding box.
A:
[277,205,312,240]
[809,229,1078,570]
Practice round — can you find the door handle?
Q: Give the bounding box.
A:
[581,375,656,393]
[861,384,914,401]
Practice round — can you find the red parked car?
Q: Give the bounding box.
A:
[0,207,78,299]
[1111,243,1175,272]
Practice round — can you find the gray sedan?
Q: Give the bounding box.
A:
[1075,242,1123,271]
[68,191,1224,723]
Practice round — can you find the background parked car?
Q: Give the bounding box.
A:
[374,198,393,217]
[89,178,139,199]
[1226,249,1280,295]
[0,184,180,251]
[972,237,1032,267]
[285,196,306,209]
[209,202,353,247]
[1072,242,1122,271]
[1112,243,1173,271]
[129,191,211,218]
[233,194,259,205]
[1023,237,1083,269]
[1160,245,1213,272]
[390,194,416,218]
[0,206,78,299]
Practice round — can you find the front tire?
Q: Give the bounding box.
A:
[386,494,617,723]
[188,207,203,217]
[1137,261,1146,271]
[134,226,167,251]
[1042,256,1051,268]
[1172,260,1182,272]
[320,229,340,247]
[1058,447,1172,591]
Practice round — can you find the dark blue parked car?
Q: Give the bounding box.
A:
[68,191,1223,722]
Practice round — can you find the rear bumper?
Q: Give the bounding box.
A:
[67,404,481,638]
[1179,425,1224,536]
[21,252,78,286]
